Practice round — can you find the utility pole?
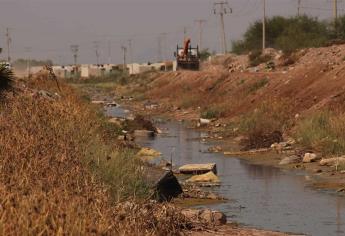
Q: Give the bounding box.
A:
[121,46,127,73]
[195,19,207,50]
[25,47,31,78]
[128,39,134,73]
[297,0,301,16]
[107,40,112,64]
[6,28,12,63]
[70,45,79,66]
[157,35,162,62]
[334,0,338,23]
[93,41,100,65]
[213,1,232,54]
[262,0,266,51]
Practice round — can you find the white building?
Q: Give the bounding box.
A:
[127,61,175,75]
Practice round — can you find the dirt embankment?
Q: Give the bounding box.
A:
[143,45,345,119]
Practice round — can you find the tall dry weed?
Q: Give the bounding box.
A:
[0,79,191,235]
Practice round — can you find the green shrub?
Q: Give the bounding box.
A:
[201,108,223,119]
[248,51,273,67]
[248,78,269,93]
[199,49,212,61]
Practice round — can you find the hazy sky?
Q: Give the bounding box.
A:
[0,0,341,65]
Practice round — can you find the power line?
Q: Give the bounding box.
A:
[300,6,345,12]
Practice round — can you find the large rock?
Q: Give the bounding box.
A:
[303,153,319,163]
[279,155,301,165]
[137,148,161,157]
[136,148,161,162]
[91,100,105,105]
[181,209,227,226]
[179,163,217,175]
[199,118,211,125]
[320,157,345,166]
[186,171,220,183]
[108,118,123,126]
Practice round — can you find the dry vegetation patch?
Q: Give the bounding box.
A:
[0,79,195,235]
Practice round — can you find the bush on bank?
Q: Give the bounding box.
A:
[232,15,331,54]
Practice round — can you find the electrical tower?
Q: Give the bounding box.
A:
[70,45,79,66]
[6,28,12,63]
[195,19,207,50]
[213,1,232,54]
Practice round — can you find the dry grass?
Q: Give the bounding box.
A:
[295,110,345,155]
[0,78,193,235]
[238,99,294,149]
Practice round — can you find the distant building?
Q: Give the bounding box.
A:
[80,64,122,78]
[127,61,175,75]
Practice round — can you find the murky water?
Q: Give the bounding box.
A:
[107,106,345,236]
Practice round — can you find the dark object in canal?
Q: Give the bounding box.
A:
[241,130,283,151]
[154,171,183,202]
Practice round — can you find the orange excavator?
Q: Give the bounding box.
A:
[174,38,200,70]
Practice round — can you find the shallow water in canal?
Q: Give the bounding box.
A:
[107,106,345,236]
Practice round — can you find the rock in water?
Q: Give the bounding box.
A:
[137,148,161,157]
[303,153,319,163]
[320,157,345,166]
[279,155,301,165]
[186,171,220,183]
[179,163,217,175]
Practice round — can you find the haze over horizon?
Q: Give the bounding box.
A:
[0,0,341,65]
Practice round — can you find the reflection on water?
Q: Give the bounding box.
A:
[106,106,345,236]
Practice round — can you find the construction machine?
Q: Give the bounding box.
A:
[174,38,200,70]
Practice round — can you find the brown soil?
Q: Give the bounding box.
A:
[133,44,345,120]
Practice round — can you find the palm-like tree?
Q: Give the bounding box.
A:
[0,65,14,97]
